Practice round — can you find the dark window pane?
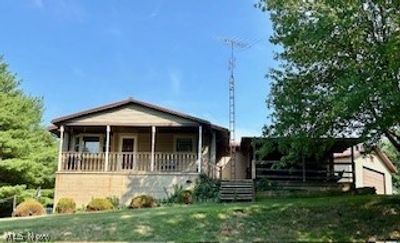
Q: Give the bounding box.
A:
[176,138,193,152]
[122,138,135,152]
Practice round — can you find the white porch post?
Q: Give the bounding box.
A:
[211,131,217,178]
[57,125,65,171]
[198,125,203,173]
[151,126,156,171]
[104,125,111,171]
[251,143,256,180]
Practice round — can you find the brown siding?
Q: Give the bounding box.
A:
[138,132,151,152]
[156,133,173,152]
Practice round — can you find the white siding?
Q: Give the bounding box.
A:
[354,153,393,194]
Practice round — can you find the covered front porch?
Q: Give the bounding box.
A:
[239,137,360,188]
[57,125,205,173]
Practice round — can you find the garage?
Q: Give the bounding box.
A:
[362,167,385,194]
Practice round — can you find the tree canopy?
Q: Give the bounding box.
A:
[0,57,57,193]
[258,0,400,155]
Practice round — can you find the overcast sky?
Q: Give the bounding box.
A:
[0,0,277,139]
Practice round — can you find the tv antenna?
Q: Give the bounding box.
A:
[222,37,249,179]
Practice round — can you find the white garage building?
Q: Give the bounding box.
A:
[334,145,397,195]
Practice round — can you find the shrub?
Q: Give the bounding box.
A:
[36,189,54,207]
[181,190,193,204]
[86,198,114,211]
[163,184,194,204]
[255,178,280,191]
[55,198,76,214]
[352,187,376,195]
[193,174,220,202]
[13,199,46,217]
[0,186,54,217]
[164,184,184,203]
[106,196,120,209]
[0,185,33,217]
[0,185,24,217]
[129,195,155,208]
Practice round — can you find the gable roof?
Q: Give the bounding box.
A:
[334,145,397,173]
[50,97,228,132]
[373,147,398,173]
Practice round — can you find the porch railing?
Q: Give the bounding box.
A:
[60,152,198,173]
[255,160,354,182]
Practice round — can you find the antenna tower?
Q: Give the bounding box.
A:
[223,38,248,179]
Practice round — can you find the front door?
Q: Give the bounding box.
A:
[120,137,136,169]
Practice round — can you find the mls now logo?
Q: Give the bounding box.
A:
[4,231,50,242]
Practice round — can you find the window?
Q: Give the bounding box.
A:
[175,137,194,152]
[82,136,100,153]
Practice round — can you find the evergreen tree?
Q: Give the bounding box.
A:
[0,57,57,206]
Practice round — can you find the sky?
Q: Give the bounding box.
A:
[0,0,277,139]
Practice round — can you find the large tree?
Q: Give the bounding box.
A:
[0,57,57,209]
[258,0,400,153]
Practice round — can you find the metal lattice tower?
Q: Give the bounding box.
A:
[223,38,249,179]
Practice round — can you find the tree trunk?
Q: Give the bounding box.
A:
[384,130,400,153]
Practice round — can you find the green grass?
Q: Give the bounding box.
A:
[0,195,399,242]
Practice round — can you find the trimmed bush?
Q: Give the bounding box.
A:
[129,195,155,208]
[0,186,54,217]
[181,190,193,204]
[55,198,76,214]
[86,198,114,211]
[13,199,46,217]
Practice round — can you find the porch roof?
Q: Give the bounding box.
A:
[240,137,362,155]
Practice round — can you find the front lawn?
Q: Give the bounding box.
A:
[0,195,399,242]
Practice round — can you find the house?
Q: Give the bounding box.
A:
[50,98,229,206]
[50,98,397,207]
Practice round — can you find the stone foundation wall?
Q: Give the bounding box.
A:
[54,172,199,207]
